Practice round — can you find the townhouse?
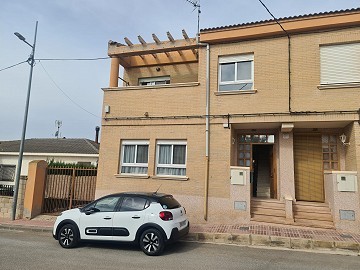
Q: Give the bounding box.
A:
[97,8,360,233]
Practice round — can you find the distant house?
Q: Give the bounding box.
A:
[0,138,99,186]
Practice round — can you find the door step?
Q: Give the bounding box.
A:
[250,199,335,229]
[293,201,334,229]
[251,199,286,224]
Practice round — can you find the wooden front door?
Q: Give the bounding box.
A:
[294,133,324,202]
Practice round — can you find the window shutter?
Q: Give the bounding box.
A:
[320,43,360,85]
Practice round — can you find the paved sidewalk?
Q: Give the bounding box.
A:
[1,216,359,255]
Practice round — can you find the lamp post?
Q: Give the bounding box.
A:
[11,21,38,220]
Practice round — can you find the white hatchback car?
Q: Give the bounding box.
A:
[53,192,189,256]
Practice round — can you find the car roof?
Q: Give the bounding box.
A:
[107,192,172,199]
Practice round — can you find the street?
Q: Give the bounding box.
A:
[0,229,359,270]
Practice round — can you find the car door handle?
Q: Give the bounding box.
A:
[132,216,141,219]
[103,217,112,220]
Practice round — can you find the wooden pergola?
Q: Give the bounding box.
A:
[108,30,198,68]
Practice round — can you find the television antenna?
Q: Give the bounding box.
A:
[55,120,62,138]
[185,0,201,41]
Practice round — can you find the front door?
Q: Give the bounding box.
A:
[237,134,277,199]
[294,133,324,202]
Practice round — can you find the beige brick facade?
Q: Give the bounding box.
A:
[98,10,360,230]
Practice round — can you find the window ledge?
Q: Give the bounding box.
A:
[151,175,189,181]
[114,174,150,179]
[103,82,200,91]
[318,83,360,90]
[214,89,257,96]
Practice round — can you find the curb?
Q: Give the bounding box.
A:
[0,224,53,233]
[184,232,360,256]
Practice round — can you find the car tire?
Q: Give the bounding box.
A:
[139,228,164,256]
[58,224,79,249]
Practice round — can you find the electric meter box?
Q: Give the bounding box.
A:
[336,174,358,192]
[230,167,246,185]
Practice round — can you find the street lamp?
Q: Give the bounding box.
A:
[11,21,38,220]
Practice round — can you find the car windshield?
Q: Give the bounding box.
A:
[158,196,181,209]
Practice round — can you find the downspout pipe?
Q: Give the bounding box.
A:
[198,42,210,221]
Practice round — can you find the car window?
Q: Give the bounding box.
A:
[158,196,181,209]
[93,196,120,212]
[119,196,148,212]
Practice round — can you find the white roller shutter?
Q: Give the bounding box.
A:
[320,42,360,85]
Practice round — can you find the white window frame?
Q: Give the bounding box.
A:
[139,76,170,86]
[156,140,187,177]
[320,42,360,85]
[218,54,254,91]
[120,140,149,175]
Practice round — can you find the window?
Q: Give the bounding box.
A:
[156,140,187,176]
[120,140,149,175]
[139,76,170,86]
[219,54,254,91]
[119,196,149,211]
[322,135,338,170]
[0,165,16,182]
[88,196,120,212]
[320,43,360,85]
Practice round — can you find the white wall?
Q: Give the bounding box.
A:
[0,153,98,178]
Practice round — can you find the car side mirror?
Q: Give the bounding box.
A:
[85,207,100,215]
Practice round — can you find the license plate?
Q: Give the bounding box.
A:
[180,220,186,227]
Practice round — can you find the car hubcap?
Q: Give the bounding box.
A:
[143,233,159,253]
[60,228,74,246]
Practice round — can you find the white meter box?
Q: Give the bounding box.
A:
[230,167,246,185]
[336,174,358,192]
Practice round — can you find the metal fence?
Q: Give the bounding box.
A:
[0,165,15,197]
[0,184,14,196]
[42,167,97,214]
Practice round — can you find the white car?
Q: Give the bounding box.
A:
[53,192,189,256]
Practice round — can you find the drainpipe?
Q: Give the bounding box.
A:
[198,42,210,221]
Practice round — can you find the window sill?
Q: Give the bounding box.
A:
[114,174,150,179]
[318,82,360,90]
[151,175,189,181]
[214,89,257,96]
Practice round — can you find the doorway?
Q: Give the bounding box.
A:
[252,145,275,199]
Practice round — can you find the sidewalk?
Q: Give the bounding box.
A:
[1,216,359,255]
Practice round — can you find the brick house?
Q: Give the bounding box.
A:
[97,9,360,233]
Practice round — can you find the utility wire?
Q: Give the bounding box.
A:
[0,60,28,72]
[38,60,101,119]
[36,57,109,61]
[258,0,290,37]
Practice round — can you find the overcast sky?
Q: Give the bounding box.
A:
[1,0,359,141]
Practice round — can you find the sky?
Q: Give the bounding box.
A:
[0,0,359,141]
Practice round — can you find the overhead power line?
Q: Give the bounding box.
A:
[38,60,101,119]
[36,57,110,61]
[0,60,28,72]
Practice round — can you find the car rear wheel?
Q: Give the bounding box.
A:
[139,228,164,256]
[58,224,79,248]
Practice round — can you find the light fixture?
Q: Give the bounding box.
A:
[339,133,350,146]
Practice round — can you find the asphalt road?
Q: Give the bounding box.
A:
[0,229,359,270]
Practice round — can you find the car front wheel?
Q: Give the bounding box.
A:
[58,224,79,248]
[139,228,164,256]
